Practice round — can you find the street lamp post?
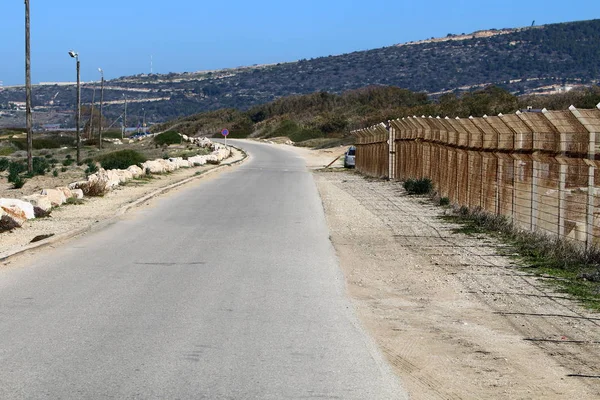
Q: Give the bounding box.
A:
[98,68,104,148]
[69,50,81,163]
[89,84,96,140]
[25,0,33,173]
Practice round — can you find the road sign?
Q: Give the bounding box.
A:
[221,129,229,137]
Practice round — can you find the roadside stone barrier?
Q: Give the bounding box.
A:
[0,136,231,233]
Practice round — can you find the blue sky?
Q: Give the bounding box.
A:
[1,1,599,86]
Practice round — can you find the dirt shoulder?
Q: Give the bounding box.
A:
[313,170,600,399]
[0,148,245,259]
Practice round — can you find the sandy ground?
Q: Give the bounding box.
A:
[0,148,245,258]
[313,169,600,399]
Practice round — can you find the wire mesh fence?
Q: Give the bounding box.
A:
[352,105,600,249]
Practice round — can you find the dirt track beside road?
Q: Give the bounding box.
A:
[314,170,600,400]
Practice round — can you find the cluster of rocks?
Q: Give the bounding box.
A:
[0,136,231,233]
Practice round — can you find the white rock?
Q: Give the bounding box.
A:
[127,165,144,178]
[71,189,84,199]
[0,198,36,220]
[22,194,53,213]
[41,188,67,206]
[56,186,74,199]
[157,159,177,172]
[141,160,166,174]
[68,181,88,191]
[205,154,220,164]
[195,137,212,148]
[188,155,207,166]
[102,169,122,188]
[169,157,192,168]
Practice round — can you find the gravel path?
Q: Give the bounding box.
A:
[315,170,600,399]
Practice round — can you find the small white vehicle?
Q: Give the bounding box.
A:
[344,146,356,168]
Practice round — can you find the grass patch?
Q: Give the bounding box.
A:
[0,147,14,156]
[442,206,600,310]
[10,136,74,150]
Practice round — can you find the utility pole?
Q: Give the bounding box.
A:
[25,0,33,173]
[76,58,81,162]
[98,68,104,148]
[122,93,127,139]
[69,50,81,163]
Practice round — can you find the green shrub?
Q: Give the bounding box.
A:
[97,149,146,170]
[53,169,59,177]
[60,166,68,172]
[439,197,450,206]
[403,178,433,195]
[268,120,300,138]
[11,175,26,189]
[85,161,99,175]
[62,158,74,166]
[7,161,26,188]
[32,157,50,176]
[154,131,181,146]
[0,157,9,172]
[7,161,25,179]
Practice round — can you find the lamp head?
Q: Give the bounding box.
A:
[68,50,78,58]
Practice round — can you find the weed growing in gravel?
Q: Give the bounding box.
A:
[403,178,433,195]
[442,205,600,310]
[65,197,84,205]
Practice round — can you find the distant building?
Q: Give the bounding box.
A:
[42,124,61,131]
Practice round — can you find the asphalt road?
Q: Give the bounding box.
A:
[0,140,407,399]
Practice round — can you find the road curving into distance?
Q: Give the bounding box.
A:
[0,139,407,399]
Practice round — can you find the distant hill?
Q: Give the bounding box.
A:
[1,18,599,128]
[151,84,600,147]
